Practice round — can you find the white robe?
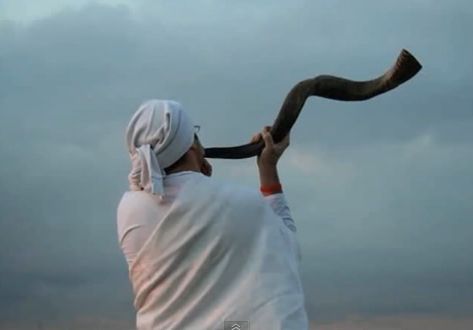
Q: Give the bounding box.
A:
[117,172,308,330]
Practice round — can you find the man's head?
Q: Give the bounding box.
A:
[164,132,207,175]
[125,99,209,195]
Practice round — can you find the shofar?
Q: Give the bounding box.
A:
[204,49,422,159]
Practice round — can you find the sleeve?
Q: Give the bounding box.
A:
[263,193,302,262]
[116,191,158,266]
[263,193,297,232]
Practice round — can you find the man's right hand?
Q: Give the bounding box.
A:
[250,126,290,192]
[250,126,290,169]
[200,158,212,177]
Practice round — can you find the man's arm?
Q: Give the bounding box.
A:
[252,127,301,261]
[250,126,296,230]
[250,126,289,196]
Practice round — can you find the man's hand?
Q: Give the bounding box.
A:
[250,126,290,169]
[250,126,290,191]
[200,158,212,177]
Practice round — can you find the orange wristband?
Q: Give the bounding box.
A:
[260,183,283,196]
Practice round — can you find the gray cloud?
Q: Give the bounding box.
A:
[0,0,472,327]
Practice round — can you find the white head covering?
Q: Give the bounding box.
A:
[125,99,195,195]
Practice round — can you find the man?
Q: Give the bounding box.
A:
[117,99,308,330]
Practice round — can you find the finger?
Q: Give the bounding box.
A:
[281,134,290,148]
[201,159,212,177]
[206,162,213,176]
[262,130,274,149]
[282,133,290,145]
[250,133,262,143]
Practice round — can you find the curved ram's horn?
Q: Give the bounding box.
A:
[204,49,422,159]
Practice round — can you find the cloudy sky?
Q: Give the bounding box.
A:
[1,0,472,329]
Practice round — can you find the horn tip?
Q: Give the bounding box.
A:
[400,49,423,72]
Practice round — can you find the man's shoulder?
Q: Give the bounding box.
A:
[117,190,158,218]
[194,175,256,195]
[194,177,264,208]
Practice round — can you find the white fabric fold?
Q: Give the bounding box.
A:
[125,99,195,196]
[137,144,165,195]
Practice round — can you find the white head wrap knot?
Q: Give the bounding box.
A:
[125,99,195,195]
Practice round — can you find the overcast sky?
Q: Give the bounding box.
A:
[1,1,472,329]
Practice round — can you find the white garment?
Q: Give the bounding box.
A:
[117,171,308,330]
[117,171,300,266]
